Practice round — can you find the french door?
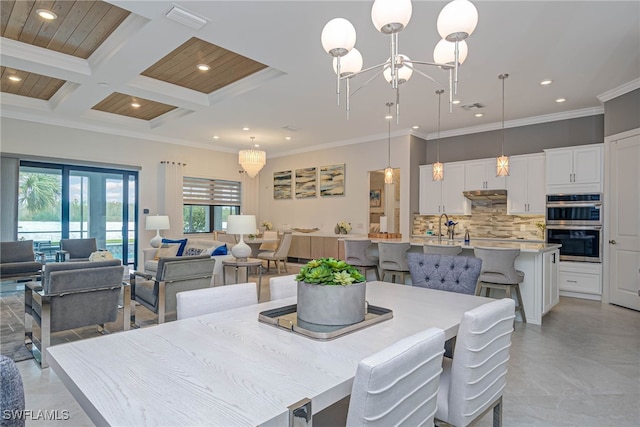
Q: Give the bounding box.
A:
[18,162,138,267]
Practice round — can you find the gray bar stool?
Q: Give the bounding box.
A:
[424,244,462,255]
[473,247,527,323]
[344,239,380,281]
[378,241,411,284]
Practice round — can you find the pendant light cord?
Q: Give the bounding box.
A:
[386,102,393,167]
[499,74,508,156]
[436,89,444,162]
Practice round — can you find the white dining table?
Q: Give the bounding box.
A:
[47,282,492,426]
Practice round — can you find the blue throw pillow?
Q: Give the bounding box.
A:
[212,244,227,256]
[161,238,187,256]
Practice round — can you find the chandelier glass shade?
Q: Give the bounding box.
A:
[239,137,266,178]
[321,0,478,119]
[496,73,510,177]
[384,167,394,184]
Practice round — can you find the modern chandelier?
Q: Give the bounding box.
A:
[321,0,478,121]
[238,137,266,178]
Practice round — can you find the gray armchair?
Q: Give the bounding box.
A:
[131,255,216,325]
[56,238,97,262]
[24,259,127,368]
[0,240,44,282]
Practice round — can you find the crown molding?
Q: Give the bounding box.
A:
[0,93,51,111]
[423,106,604,140]
[597,78,640,103]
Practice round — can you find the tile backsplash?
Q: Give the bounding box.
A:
[413,200,545,240]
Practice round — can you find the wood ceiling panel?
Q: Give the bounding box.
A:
[1,66,66,100]
[141,37,268,94]
[91,93,177,121]
[0,0,129,59]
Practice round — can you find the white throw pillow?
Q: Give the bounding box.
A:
[89,250,114,261]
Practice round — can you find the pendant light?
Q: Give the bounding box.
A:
[384,102,394,184]
[496,73,509,177]
[433,89,445,181]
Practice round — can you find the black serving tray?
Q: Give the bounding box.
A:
[258,304,393,340]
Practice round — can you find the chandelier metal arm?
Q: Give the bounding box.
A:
[409,61,453,70]
[409,67,447,88]
[339,61,389,82]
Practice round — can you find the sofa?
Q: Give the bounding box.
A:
[143,238,235,286]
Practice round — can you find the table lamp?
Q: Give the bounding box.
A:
[226,214,256,261]
[146,215,170,248]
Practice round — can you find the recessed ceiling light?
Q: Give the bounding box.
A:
[285,136,292,140]
[474,113,484,118]
[212,135,219,139]
[97,82,110,87]
[385,114,393,120]
[196,64,210,71]
[131,102,141,108]
[540,79,553,86]
[412,125,419,129]
[242,127,250,131]
[452,100,461,105]
[8,75,22,82]
[254,144,260,148]
[36,9,57,20]
[555,98,566,103]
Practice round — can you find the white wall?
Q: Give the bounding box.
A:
[258,135,412,236]
[0,117,245,257]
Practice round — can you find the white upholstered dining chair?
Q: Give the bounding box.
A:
[435,298,516,427]
[176,282,257,320]
[269,274,297,301]
[346,327,445,427]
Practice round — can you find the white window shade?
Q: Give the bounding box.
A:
[183,177,241,206]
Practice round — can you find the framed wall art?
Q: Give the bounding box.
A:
[319,164,345,197]
[273,170,292,199]
[295,167,317,198]
[369,189,382,207]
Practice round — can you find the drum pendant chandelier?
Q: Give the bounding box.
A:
[239,137,266,178]
[321,0,478,121]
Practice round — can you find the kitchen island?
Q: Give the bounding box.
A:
[342,235,561,325]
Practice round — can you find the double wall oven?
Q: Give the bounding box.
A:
[546,194,602,262]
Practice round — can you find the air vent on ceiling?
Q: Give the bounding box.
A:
[460,102,485,111]
[165,6,208,30]
[282,125,299,132]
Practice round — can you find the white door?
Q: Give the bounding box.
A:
[506,156,528,214]
[464,160,487,190]
[442,163,468,214]
[526,154,546,214]
[573,145,602,185]
[608,133,640,311]
[546,149,573,186]
[419,165,442,215]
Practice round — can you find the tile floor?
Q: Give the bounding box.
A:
[11,284,640,426]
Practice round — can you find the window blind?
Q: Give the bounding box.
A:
[183,177,241,206]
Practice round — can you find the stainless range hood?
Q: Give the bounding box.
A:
[463,189,508,201]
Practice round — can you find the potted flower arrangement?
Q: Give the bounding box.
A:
[295,257,366,326]
[262,220,273,231]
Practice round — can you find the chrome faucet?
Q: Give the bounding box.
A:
[438,213,449,244]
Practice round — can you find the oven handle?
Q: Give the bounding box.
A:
[546,202,602,208]
[547,225,602,231]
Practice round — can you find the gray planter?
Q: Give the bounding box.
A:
[297,281,366,326]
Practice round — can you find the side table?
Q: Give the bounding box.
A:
[222,258,263,299]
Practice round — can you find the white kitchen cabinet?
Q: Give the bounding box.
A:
[464,158,506,191]
[545,144,603,193]
[542,248,559,314]
[419,163,469,215]
[506,153,546,214]
[558,261,602,299]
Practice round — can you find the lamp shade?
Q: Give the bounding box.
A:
[227,215,257,235]
[321,18,356,57]
[433,38,468,66]
[437,0,478,41]
[383,55,413,84]
[371,0,412,34]
[333,48,363,76]
[146,215,170,231]
[239,149,266,178]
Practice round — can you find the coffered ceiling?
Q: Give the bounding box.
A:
[1,1,638,157]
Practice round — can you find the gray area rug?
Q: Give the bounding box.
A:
[0,288,33,362]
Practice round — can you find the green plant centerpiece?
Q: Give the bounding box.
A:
[295,258,367,327]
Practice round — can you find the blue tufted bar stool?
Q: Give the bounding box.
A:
[0,355,25,427]
[407,253,483,295]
